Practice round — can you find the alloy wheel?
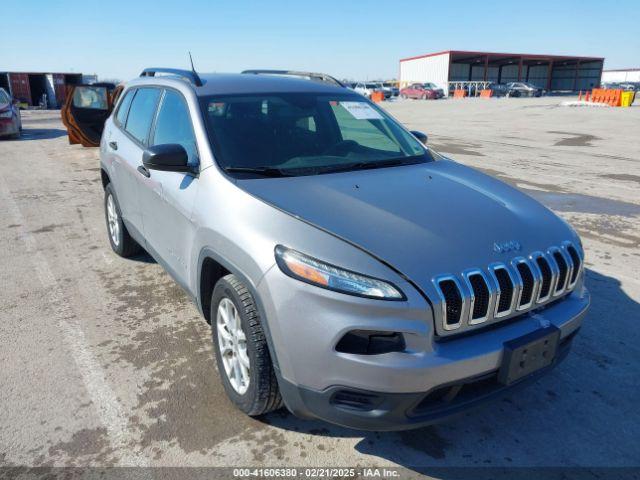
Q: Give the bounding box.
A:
[216,297,250,394]
[106,194,120,247]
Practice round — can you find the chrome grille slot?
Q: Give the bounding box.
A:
[535,255,553,302]
[490,265,515,317]
[467,272,491,323]
[551,249,569,294]
[434,276,466,330]
[515,260,536,309]
[566,244,582,287]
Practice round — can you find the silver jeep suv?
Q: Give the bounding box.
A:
[100,68,589,430]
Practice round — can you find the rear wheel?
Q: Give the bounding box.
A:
[211,274,282,416]
[104,183,141,257]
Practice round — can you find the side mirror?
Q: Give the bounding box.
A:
[142,144,191,172]
[411,130,428,145]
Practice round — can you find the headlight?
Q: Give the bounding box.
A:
[0,111,13,118]
[275,245,405,300]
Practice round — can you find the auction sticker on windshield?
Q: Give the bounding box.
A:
[340,101,383,120]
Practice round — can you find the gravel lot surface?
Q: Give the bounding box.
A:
[1,98,639,478]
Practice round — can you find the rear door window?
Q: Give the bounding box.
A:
[72,86,108,110]
[151,90,198,166]
[115,89,135,126]
[124,88,161,144]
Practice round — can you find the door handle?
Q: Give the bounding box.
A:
[108,141,118,150]
[137,165,150,178]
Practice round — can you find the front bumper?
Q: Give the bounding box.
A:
[278,328,577,431]
[259,262,589,430]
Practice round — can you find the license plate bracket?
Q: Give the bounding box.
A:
[498,326,560,385]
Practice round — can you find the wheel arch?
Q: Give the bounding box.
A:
[196,247,280,370]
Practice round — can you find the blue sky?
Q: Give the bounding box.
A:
[1,0,638,82]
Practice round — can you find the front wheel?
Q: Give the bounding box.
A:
[211,274,282,416]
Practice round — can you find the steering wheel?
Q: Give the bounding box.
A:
[323,140,358,156]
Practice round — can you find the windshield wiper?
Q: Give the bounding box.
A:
[223,166,295,177]
[313,156,424,174]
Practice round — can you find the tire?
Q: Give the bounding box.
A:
[211,274,282,416]
[104,183,141,257]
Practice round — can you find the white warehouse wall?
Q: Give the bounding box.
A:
[602,70,640,83]
[399,53,450,96]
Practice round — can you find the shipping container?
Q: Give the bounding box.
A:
[1,71,85,107]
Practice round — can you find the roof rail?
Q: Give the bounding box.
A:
[241,69,345,87]
[140,68,203,87]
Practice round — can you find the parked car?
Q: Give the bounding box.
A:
[400,83,444,99]
[383,82,399,97]
[618,83,638,91]
[353,82,380,99]
[0,88,22,139]
[77,67,589,431]
[375,83,393,99]
[601,82,636,91]
[506,82,545,97]
[485,82,509,97]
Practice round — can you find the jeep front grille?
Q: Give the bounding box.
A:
[432,241,582,335]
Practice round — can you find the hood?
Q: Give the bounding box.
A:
[237,161,576,293]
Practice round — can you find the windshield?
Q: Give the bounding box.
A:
[365,83,378,89]
[423,83,436,89]
[201,93,431,177]
[0,89,9,105]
